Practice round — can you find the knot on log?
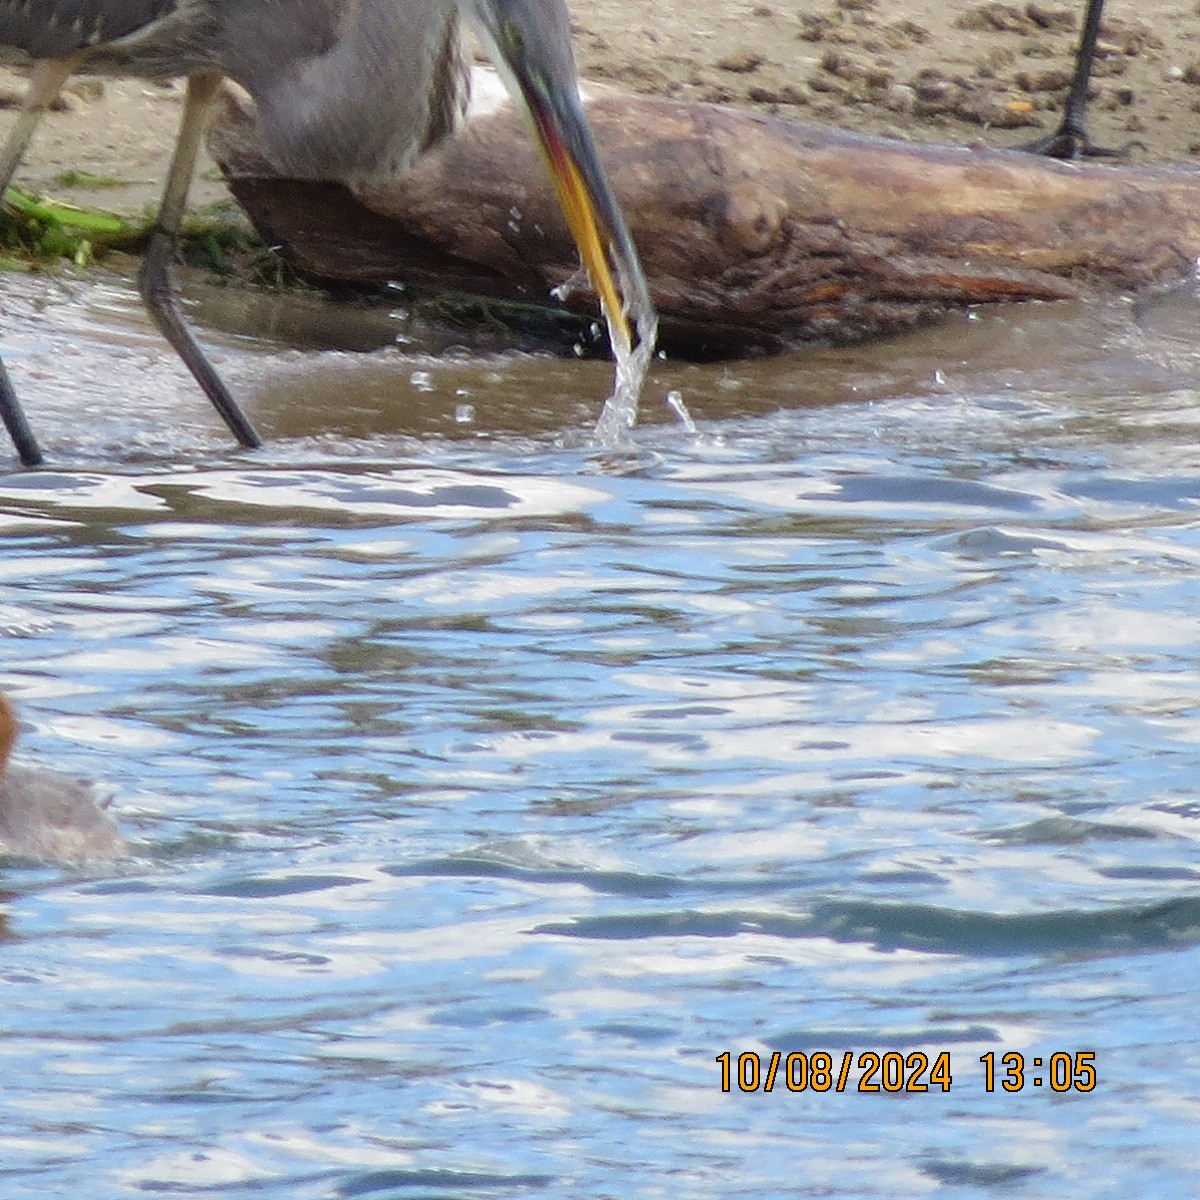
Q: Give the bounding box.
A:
[719,184,787,256]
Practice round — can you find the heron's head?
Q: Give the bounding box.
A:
[461,0,577,118]
[462,0,651,357]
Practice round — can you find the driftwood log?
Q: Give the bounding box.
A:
[210,72,1200,358]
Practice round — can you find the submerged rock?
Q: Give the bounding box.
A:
[0,694,127,865]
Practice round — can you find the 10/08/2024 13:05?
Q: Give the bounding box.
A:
[716,1050,1097,1094]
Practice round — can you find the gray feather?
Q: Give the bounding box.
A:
[0,0,179,57]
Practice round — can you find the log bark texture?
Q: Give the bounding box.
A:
[210,76,1200,358]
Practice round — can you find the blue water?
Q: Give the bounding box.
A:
[1,279,1199,1198]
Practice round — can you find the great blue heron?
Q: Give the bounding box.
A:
[0,0,654,466]
[0,690,127,863]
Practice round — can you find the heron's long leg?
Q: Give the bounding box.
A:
[1022,0,1138,159]
[0,56,78,467]
[138,72,262,449]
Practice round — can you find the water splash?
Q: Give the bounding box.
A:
[592,263,658,446]
[664,389,696,434]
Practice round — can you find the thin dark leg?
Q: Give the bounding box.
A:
[138,73,262,450]
[0,359,42,466]
[1022,0,1138,159]
[0,56,78,467]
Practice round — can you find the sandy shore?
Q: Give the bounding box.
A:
[0,0,1196,219]
[575,0,1199,157]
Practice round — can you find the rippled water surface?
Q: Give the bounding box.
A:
[3,274,1200,1198]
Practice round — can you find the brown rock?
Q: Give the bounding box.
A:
[955,4,1036,35]
[1024,4,1077,33]
[717,49,766,73]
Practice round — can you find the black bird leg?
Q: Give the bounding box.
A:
[1021,0,1139,160]
[138,73,262,452]
[0,56,77,466]
[0,68,261,466]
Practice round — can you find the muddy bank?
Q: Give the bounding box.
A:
[576,0,1199,159]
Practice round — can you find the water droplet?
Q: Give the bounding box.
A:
[664,389,697,434]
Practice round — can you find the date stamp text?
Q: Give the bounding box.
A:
[715,1050,1096,1093]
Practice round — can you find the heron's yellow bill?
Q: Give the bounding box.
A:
[531,110,633,356]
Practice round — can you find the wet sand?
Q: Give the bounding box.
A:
[576,0,1198,158]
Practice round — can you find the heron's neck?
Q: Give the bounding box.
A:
[229,0,472,180]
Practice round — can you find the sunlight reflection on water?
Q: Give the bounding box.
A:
[0,274,1199,1197]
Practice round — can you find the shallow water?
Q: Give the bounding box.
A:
[2,272,1200,1198]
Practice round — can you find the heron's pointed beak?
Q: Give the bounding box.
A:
[523,94,634,353]
[496,58,650,358]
